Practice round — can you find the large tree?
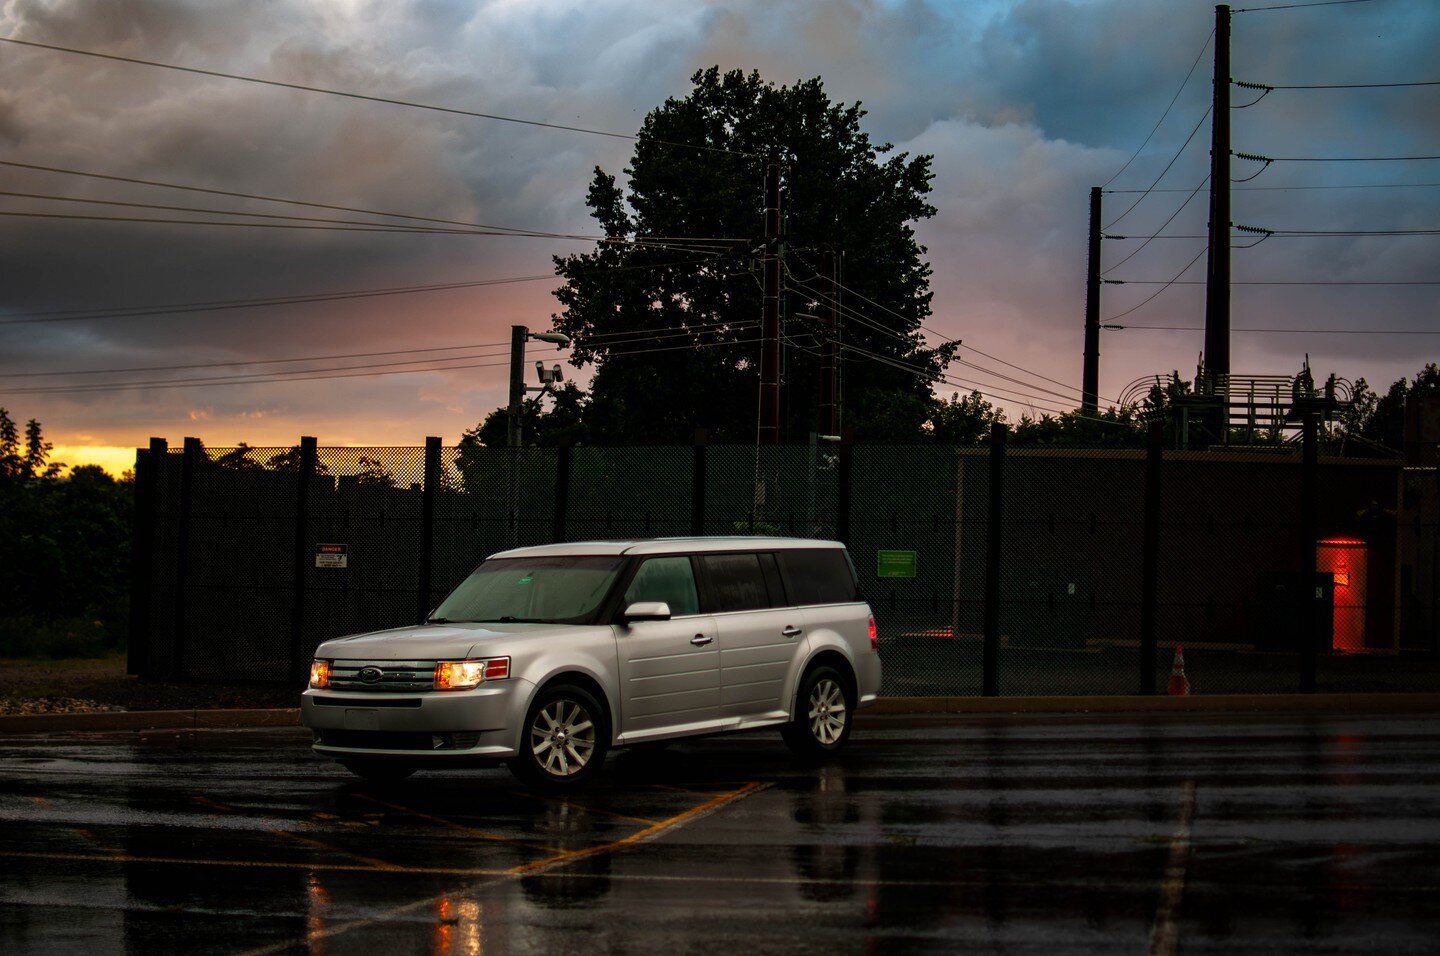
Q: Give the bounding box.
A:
[542,67,953,444]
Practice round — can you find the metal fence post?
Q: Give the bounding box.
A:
[171,437,202,680]
[690,434,707,537]
[982,423,1006,697]
[552,445,571,543]
[416,436,441,623]
[1300,415,1319,692]
[289,436,318,684]
[835,440,853,546]
[126,439,164,678]
[1140,421,1164,694]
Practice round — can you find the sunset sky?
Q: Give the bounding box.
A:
[1,0,1436,474]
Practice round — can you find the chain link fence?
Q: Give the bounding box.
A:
[128,432,1440,695]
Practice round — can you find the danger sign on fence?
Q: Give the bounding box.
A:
[315,543,348,569]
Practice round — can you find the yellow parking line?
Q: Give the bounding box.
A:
[510,791,660,826]
[353,794,562,853]
[506,781,765,875]
[1148,780,1198,956]
[191,793,404,871]
[279,830,405,872]
[0,849,507,876]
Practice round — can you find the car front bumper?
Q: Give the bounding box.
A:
[300,680,533,760]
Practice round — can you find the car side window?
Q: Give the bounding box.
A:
[623,556,700,616]
[700,553,775,613]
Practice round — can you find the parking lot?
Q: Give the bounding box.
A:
[2,712,1438,953]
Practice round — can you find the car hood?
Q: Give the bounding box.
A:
[314,621,597,660]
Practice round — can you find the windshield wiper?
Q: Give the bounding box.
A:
[425,617,451,625]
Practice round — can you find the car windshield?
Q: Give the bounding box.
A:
[428,556,624,626]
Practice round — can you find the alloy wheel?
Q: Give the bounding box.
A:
[529,699,597,777]
[807,677,847,745]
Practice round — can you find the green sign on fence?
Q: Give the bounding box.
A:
[876,550,918,579]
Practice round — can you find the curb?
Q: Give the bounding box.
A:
[864,692,1440,716]
[3,692,1439,734]
[0,708,300,734]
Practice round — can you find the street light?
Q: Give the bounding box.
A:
[508,326,573,446]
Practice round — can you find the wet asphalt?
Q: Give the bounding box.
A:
[1,712,1438,954]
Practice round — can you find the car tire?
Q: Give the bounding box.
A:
[340,759,417,782]
[782,664,854,761]
[509,683,610,789]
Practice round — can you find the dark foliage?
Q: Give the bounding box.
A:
[0,410,133,656]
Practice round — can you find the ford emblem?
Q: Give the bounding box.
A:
[357,666,384,684]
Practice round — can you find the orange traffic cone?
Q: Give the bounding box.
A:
[1168,645,1191,696]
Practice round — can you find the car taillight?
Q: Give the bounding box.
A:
[868,615,878,652]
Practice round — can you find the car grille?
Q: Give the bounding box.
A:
[316,730,482,751]
[328,660,436,692]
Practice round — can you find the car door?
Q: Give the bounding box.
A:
[613,555,721,736]
[700,552,802,720]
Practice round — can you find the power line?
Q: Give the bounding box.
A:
[0,190,547,236]
[1105,231,1440,239]
[0,36,751,158]
[0,159,581,238]
[1235,0,1379,11]
[1100,173,1208,276]
[1101,246,1208,322]
[1,335,764,395]
[0,209,525,235]
[1240,80,1440,89]
[1103,105,1213,230]
[0,322,753,380]
[1098,279,1440,286]
[789,269,1125,407]
[1111,325,1440,334]
[0,158,745,252]
[0,255,731,327]
[2,321,754,380]
[0,343,505,379]
[1107,181,1440,192]
[1102,29,1214,189]
[1265,155,1440,162]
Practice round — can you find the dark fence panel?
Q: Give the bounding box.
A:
[129,438,1436,694]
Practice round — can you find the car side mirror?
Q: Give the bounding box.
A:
[622,601,672,623]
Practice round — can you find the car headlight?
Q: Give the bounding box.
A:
[434,657,510,691]
[309,659,332,688]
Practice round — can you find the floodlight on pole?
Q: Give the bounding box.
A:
[508,326,575,446]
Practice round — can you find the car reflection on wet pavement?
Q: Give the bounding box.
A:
[2,713,1439,953]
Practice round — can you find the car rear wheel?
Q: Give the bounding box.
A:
[782,665,854,760]
[339,759,417,782]
[509,684,610,789]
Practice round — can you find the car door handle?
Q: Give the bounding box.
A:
[690,634,713,647]
[782,626,803,638]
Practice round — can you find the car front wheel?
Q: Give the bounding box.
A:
[782,664,854,760]
[509,684,610,789]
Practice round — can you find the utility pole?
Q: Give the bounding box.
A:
[818,248,838,437]
[507,324,526,447]
[1203,3,1232,389]
[758,162,782,446]
[1082,186,1102,414]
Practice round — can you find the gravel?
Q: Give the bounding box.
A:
[0,656,300,714]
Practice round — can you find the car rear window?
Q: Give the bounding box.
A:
[778,548,859,605]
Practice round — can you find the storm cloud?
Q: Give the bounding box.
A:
[1,0,1436,460]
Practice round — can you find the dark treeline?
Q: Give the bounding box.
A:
[0,408,132,657]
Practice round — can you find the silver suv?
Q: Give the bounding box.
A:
[301,537,880,787]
